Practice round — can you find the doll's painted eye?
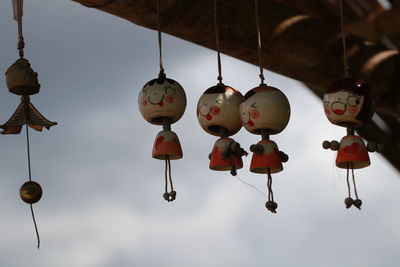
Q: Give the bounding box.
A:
[347,95,360,107]
[251,102,257,108]
[215,99,223,105]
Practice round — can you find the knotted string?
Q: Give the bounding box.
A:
[14,0,25,58]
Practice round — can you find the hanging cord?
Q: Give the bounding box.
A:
[350,162,359,199]
[163,156,176,202]
[254,0,265,85]
[214,0,223,84]
[267,170,274,202]
[339,0,350,77]
[167,157,174,193]
[345,163,351,199]
[156,0,165,79]
[15,0,24,58]
[235,174,267,197]
[25,124,40,249]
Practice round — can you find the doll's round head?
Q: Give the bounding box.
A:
[240,85,290,135]
[323,77,374,128]
[138,77,186,125]
[197,84,243,137]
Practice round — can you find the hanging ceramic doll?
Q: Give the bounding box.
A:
[322,77,381,209]
[139,73,186,202]
[197,84,247,175]
[240,85,290,213]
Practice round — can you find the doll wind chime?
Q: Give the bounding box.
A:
[1,0,57,248]
[196,0,247,176]
[239,0,290,213]
[322,0,381,210]
[138,0,187,202]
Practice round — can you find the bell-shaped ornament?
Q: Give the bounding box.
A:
[240,85,290,135]
[336,135,370,169]
[6,58,40,96]
[138,77,186,125]
[250,140,283,174]
[209,137,243,171]
[197,84,243,137]
[152,130,183,160]
[323,77,374,128]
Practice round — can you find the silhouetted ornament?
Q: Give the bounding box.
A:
[6,58,40,95]
[20,181,42,204]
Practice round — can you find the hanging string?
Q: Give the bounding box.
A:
[235,174,267,197]
[14,0,25,58]
[214,0,223,84]
[267,169,274,202]
[156,0,165,78]
[254,0,265,85]
[350,162,359,199]
[25,124,40,249]
[167,157,174,193]
[25,124,32,182]
[163,156,175,202]
[346,163,351,198]
[339,0,350,77]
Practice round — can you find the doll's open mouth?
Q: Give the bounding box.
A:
[331,102,346,115]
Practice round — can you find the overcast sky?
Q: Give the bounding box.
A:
[0,1,399,267]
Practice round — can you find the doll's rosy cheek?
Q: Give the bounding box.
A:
[251,109,260,119]
[166,94,174,103]
[141,97,148,106]
[211,106,221,115]
[348,106,358,115]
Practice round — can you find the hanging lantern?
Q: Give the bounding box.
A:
[240,85,290,213]
[138,0,186,202]
[322,0,381,210]
[197,84,247,175]
[322,77,380,209]
[0,0,57,249]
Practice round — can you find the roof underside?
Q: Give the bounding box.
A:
[73,0,400,172]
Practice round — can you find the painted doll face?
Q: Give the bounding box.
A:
[240,86,290,135]
[139,78,186,125]
[197,84,243,137]
[323,78,373,127]
[323,91,364,125]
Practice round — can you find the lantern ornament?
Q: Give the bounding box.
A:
[138,0,186,202]
[0,0,57,249]
[197,84,247,175]
[322,0,382,210]
[322,77,380,209]
[196,0,247,176]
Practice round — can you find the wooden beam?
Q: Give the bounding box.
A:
[74,0,400,119]
[74,0,400,172]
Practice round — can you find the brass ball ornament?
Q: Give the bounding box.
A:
[20,181,43,204]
